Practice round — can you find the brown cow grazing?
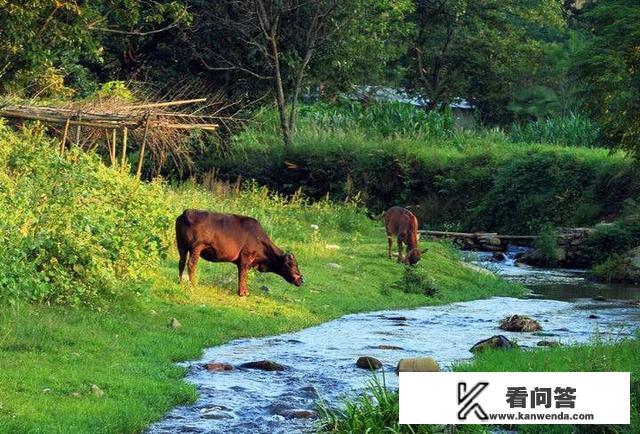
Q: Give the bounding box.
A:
[370,206,426,265]
[175,209,304,296]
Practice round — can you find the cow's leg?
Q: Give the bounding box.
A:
[237,264,250,297]
[187,244,204,285]
[397,238,404,263]
[387,235,394,259]
[178,248,189,282]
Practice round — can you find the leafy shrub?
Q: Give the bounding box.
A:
[0,123,171,306]
[398,266,438,296]
[533,224,560,267]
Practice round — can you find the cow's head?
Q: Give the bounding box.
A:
[276,252,304,286]
[405,247,428,266]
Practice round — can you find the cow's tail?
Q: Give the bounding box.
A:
[366,210,386,221]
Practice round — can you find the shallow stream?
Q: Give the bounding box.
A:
[148,248,639,434]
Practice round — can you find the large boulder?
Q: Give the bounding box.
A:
[239,360,285,371]
[395,357,440,374]
[356,356,382,370]
[470,335,514,353]
[499,315,541,332]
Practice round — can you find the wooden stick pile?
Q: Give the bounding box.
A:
[0,98,219,178]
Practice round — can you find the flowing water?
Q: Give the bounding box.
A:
[148,248,639,434]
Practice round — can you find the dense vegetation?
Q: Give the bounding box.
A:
[1,0,638,432]
[0,121,170,305]
[209,103,640,235]
[1,1,639,155]
[0,126,525,432]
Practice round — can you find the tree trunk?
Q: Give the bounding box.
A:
[269,35,291,149]
[287,48,314,136]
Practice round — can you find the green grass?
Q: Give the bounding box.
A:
[0,184,524,433]
[321,338,640,433]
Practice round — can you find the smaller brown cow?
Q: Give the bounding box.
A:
[371,206,426,265]
[175,209,304,296]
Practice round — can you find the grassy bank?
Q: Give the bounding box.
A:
[0,126,524,433]
[321,338,640,433]
[209,103,639,234]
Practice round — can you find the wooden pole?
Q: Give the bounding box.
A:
[60,118,70,155]
[120,127,128,172]
[136,117,151,179]
[75,114,82,146]
[111,129,117,167]
[127,98,207,109]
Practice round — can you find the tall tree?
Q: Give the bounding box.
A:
[186,0,412,149]
[572,0,640,156]
[405,0,566,123]
[0,1,189,97]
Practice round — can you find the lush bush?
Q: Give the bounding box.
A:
[533,224,560,267]
[396,266,438,296]
[0,124,171,305]
[584,200,640,266]
[509,113,601,148]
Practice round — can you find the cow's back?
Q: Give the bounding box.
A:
[176,209,272,254]
[384,207,418,236]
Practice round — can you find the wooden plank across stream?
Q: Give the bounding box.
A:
[414,230,539,251]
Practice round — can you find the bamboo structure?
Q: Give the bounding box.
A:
[0,103,218,131]
[0,99,219,178]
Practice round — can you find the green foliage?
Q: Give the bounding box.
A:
[509,113,601,148]
[582,211,640,268]
[0,123,171,305]
[572,0,640,157]
[396,266,438,296]
[90,81,135,102]
[405,0,567,123]
[591,255,626,283]
[296,100,453,140]
[215,103,640,233]
[318,375,434,434]
[533,224,560,267]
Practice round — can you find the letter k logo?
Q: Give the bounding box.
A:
[458,382,489,420]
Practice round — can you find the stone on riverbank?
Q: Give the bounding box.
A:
[204,362,234,372]
[169,318,182,329]
[499,315,541,332]
[537,340,561,347]
[356,356,382,370]
[90,384,104,397]
[395,357,440,373]
[470,335,514,353]
[492,252,506,262]
[239,360,285,371]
